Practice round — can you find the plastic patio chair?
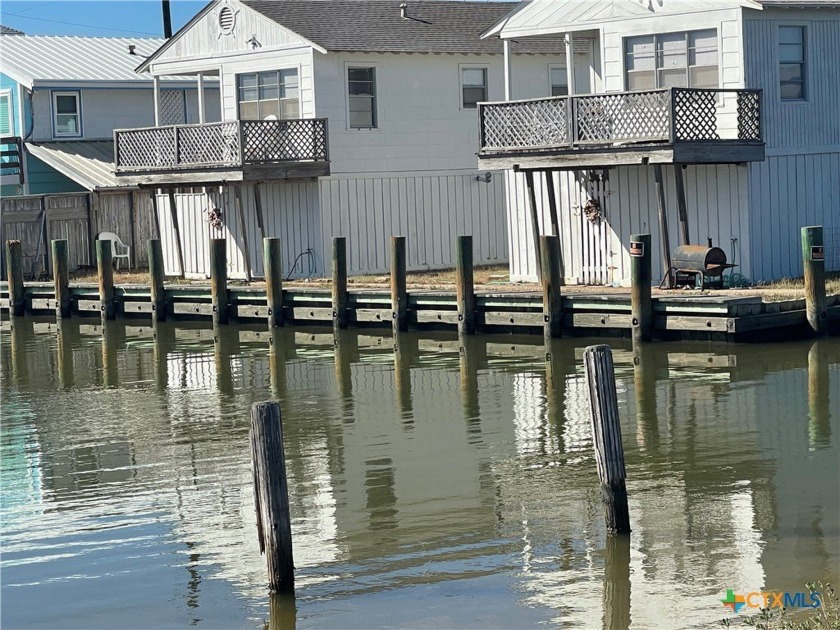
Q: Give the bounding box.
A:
[97,232,131,271]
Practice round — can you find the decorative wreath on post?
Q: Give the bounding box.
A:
[206,207,224,229]
[583,198,601,223]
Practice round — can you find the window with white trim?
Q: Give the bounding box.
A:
[238,69,300,121]
[549,65,568,96]
[0,90,13,136]
[779,26,806,100]
[348,67,376,129]
[461,67,487,109]
[625,29,718,91]
[53,91,80,137]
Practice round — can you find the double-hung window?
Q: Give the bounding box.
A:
[0,90,13,136]
[53,91,81,137]
[779,26,806,100]
[461,67,487,109]
[625,29,718,91]
[348,67,376,129]
[238,69,300,121]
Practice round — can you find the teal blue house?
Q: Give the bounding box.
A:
[0,34,219,196]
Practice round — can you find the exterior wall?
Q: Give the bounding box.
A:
[318,169,507,275]
[506,164,751,285]
[27,154,85,195]
[314,50,564,175]
[157,171,508,279]
[1,72,24,196]
[744,8,840,280]
[31,86,220,141]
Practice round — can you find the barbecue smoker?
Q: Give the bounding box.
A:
[664,241,736,289]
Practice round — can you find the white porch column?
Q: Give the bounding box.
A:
[153,75,161,125]
[565,33,576,96]
[503,39,512,100]
[197,72,206,124]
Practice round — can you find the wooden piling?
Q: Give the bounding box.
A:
[233,185,252,281]
[332,237,348,330]
[653,165,672,288]
[583,344,630,535]
[6,240,25,316]
[250,400,295,594]
[390,236,408,333]
[148,239,166,322]
[166,188,185,279]
[673,165,690,246]
[455,235,475,336]
[540,235,562,339]
[52,239,71,318]
[210,238,229,325]
[264,237,284,328]
[524,170,543,281]
[801,226,827,336]
[96,238,116,320]
[630,234,652,344]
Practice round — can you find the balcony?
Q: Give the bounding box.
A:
[477,88,764,169]
[114,118,330,185]
[1,137,24,187]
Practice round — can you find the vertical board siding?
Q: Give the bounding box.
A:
[748,152,840,280]
[318,171,508,275]
[507,165,750,284]
[744,16,840,150]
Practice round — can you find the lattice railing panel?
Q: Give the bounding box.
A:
[481,99,569,150]
[736,91,761,141]
[673,89,719,141]
[574,91,669,143]
[160,90,187,125]
[241,119,328,163]
[116,127,176,169]
[178,122,240,166]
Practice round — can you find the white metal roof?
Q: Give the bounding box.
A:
[484,0,765,39]
[0,35,192,89]
[25,141,126,191]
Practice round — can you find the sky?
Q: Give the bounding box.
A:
[1,0,208,38]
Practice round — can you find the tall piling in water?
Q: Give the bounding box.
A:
[801,226,827,336]
[6,240,25,317]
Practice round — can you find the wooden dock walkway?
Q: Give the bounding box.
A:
[2,280,838,341]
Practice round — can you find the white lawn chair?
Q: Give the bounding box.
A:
[97,232,131,271]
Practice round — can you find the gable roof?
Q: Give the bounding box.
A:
[0,35,193,88]
[483,0,766,39]
[240,0,560,54]
[1,24,24,35]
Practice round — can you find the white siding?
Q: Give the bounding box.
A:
[32,87,220,141]
[507,165,751,285]
[153,0,311,63]
[318,170,508,275]
[314,50,565,175]
[157,170,508,279]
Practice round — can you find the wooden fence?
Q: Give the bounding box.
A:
[0,190,156,279]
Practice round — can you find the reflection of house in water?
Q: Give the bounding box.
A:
[2,320,837,627]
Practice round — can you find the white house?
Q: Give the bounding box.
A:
[479,0,839,285]
[119,0,571,279]
[0,35,220,196]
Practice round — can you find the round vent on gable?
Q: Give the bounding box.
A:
[218,6,235,34]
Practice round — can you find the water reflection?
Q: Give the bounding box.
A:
[0,320,837,629]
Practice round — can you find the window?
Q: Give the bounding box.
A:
[779,26,806,100]
[52,91,81,137]
[549,65,568,97]
[238,69,300,121]
[625,29,718,91]
[0,90,12,136]
[461,67,487,109]
[348,67,376,129]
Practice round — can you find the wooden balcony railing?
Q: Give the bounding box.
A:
[478,88,762,155]
[114,118,329,173]
[0,136,24,186]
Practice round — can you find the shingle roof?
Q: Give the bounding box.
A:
[0,35,192,87]
[1,24,24,35]
[241,0,560,54]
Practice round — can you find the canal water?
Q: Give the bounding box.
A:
[1,320,838,629]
